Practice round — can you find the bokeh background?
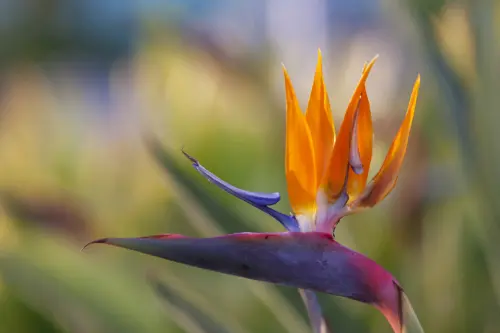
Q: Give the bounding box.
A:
[0,0,498,332]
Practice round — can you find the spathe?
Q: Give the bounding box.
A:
[85,231,404,333]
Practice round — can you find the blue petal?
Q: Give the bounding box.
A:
[261,206,300,232]
[182,150,280,206]
[182,150,299,231]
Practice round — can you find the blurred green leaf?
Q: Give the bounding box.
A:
[0,234,175,333]
[149,276,236,333]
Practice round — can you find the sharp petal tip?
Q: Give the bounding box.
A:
[315,50,323,71]
[360,55,378,76]
[365,54,379,68]
[181,148,198,165]
[81,238,109,252]
[282,65,291,79]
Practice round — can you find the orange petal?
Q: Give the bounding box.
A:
[306,50,335,188]
[357,75,420,207]
[324,56,378,201]
[347,86,373,198]
[283,66,317,213]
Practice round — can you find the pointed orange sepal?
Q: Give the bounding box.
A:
[283,66,317,213]
[346,86,373,198]
[356,75,420,207]
[306,50,335,189]
[323,56,378,201]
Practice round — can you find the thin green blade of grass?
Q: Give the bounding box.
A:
[149,275,235,333]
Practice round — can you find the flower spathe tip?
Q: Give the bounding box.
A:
[81,238,109,251]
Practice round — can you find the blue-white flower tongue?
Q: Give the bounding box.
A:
[180,150,299,231]
[182,150,280,206]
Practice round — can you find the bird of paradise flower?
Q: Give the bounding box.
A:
[85,51,421,333]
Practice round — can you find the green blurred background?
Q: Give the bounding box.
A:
[0,0,498,332]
